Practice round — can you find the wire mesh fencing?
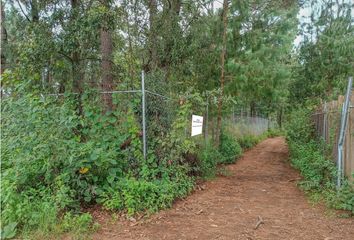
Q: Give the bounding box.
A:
[143,71,178,159]
[312,84,354,184]
[2,70,280,167]
[203,97,276,144]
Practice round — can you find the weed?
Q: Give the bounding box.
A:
[286,108,354,215]
[219,131,242,164]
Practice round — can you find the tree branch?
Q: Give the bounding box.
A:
[16,0,31,22]
[58,51,73,62]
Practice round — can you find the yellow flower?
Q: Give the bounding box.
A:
[79,167,89,174]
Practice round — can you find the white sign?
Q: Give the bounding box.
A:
[191,115,203,136]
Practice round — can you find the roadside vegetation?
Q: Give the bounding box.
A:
[286,108,354,216]
[1,0,353,239]
[283,0,354,217]
[1,92,271,239]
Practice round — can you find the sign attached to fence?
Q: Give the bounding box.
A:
[191,115,203,136]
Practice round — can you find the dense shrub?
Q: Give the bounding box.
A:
[286,108,314,144]
[238,135,259,149]
[290,141,336,191]
[198,142,224,178]
[266,128,285,138]
[219,131,242,164]
[1,91,269,238]
[99,172,193,215]
[286,108,354,214]
[0,93,196,236]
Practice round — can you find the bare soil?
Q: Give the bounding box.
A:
[92,137,354,240]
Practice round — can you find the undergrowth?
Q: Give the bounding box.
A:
[0,92,196,239]
[1,91,276,239]
[286,108,354,215]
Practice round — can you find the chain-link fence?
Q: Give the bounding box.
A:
[143,71,178,159]
[6,71,276,163]
[312,77,354,186]
[203,97,275,144]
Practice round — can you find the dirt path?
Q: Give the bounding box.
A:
[93,137,354,240]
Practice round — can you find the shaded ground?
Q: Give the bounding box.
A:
[92,137,354,240]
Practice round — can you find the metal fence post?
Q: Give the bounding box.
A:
[323,102,327,140]
[205,96,209,144]
[141,70,147,160]
[337,76,353,189]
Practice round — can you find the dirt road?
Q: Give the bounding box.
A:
[93,137,354,240]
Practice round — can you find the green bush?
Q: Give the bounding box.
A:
[99,173,193,215]
[328,180,354,214]
[286,108,314,144]
[266,128,285,138]
[219,132,242,164]
[238,135,259,149]
[1,90,280,238]
[61,212,93,233]
[290,141,336,191]
[198,142,224,179]
[286,108,354,215]
[0,93,196,236]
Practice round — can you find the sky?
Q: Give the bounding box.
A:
[294,6,312,46]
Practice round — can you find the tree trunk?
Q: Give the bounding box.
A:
[1,2,7,74]
[161,0,181,76]
[100,0,114,111]
[147,0,158,71]
[250,101,256,118]
[215,0,228,147]
[71,0,83,116]
[1,2,7,98]
[72,52,84,117]
[277,107,283,129]
[30,0,39,22]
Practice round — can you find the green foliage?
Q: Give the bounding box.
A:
[285,108,314,144]
[61,212,93,234]
[5,0,346,236]
[286,108,354,215]
[266,128,285,138]
[226,0,297,115]
[290,0,354,103]
[99,175,193,216]
[1,90,199,236]
[238,135,259,150]
[1,93,137,235]
[327,180,354,214]
[198,142,224,179]
[290,141,336,191]
[219,131,242,164]
[0,222,17,239]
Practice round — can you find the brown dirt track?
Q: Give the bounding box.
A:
[93,137,354,240]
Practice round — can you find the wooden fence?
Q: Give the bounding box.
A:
[312,92,354,182]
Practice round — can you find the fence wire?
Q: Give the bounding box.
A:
[311,82,354,185]
[2,70,277,166]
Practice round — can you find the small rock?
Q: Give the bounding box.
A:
[196,209,204,215]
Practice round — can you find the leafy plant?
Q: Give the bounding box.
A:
[238,135,259,149]
[198,142,223,179]
[219,131,242,164]
[1,222,17,239]
[62,212,93,234]
[286,108,354,215]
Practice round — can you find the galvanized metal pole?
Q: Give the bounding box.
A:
[323,102,327,140]
[141,70,147,160]
[205,97,209,143]
[337,76,353,189]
